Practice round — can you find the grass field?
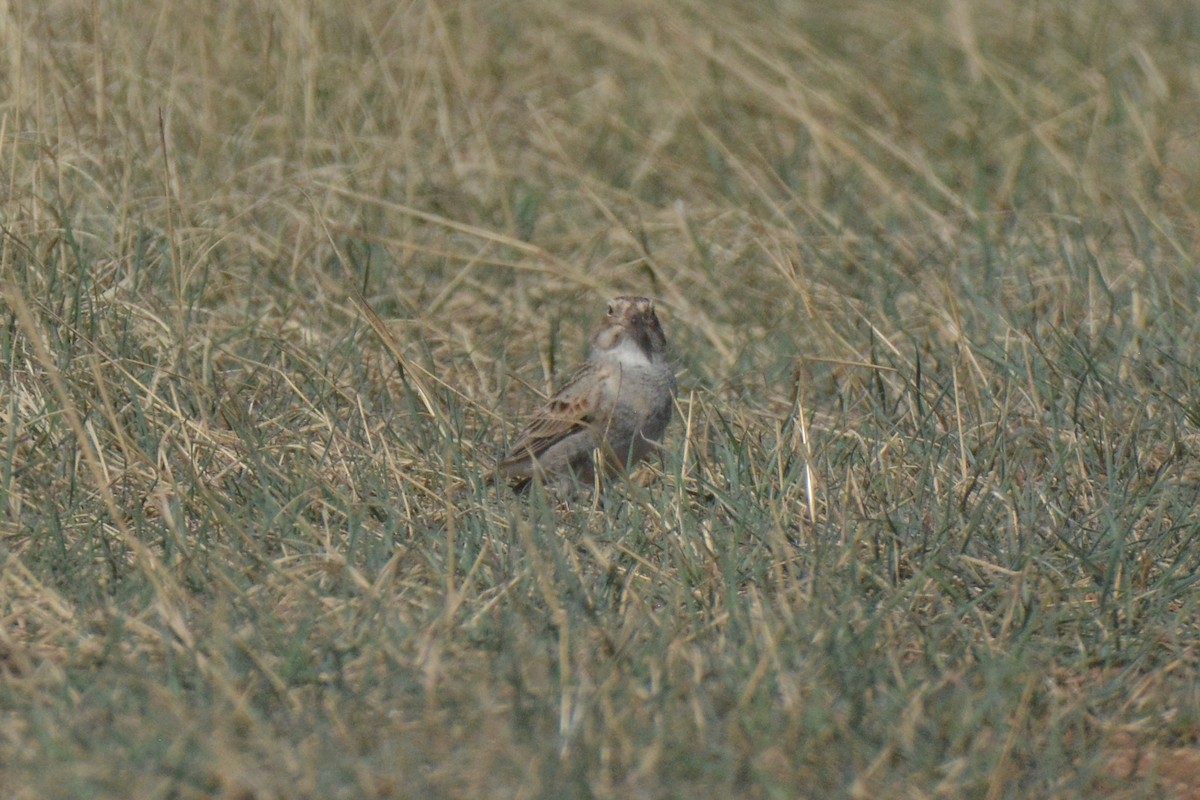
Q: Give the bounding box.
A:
[4,0,1200,797]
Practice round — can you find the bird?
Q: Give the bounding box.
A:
[496,296,677,491]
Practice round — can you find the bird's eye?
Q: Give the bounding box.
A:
[607,303,615,316]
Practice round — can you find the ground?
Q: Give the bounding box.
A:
[2,1,1200,797]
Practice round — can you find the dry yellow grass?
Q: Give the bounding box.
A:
[3,0,1200,797]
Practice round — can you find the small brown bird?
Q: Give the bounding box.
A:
[497,296,677,491]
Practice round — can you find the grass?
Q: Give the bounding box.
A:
[3,0,1200,797]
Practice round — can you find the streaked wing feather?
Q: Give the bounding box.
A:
[500,363,606,467]
[503,400,591,461]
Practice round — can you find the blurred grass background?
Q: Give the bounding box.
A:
[3,0,1200,797]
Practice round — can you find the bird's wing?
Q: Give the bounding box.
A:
[499,362,608,468]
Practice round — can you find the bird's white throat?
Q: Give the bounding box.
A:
[606,335,655,368]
